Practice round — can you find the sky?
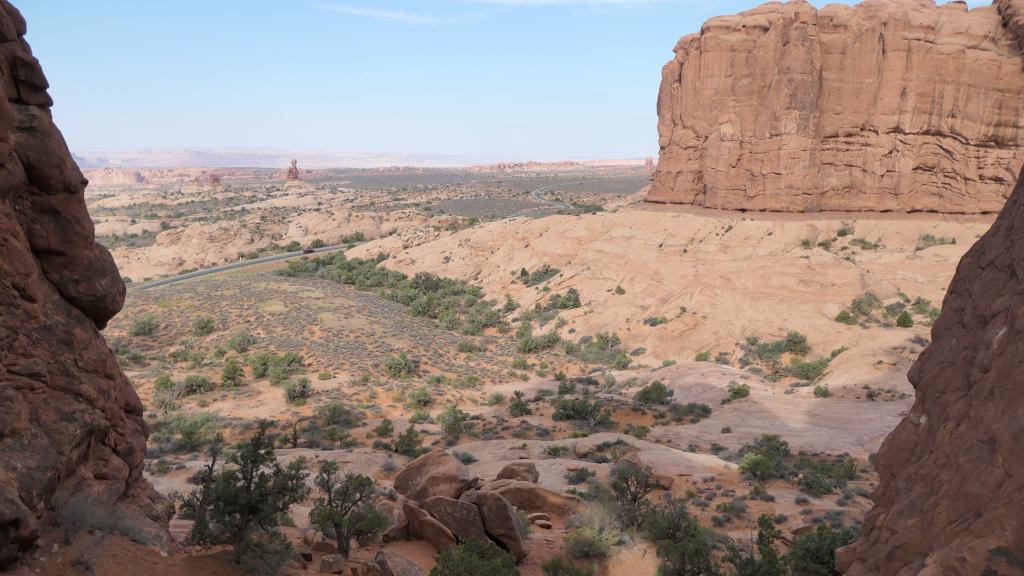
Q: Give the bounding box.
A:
[21,0,990,161]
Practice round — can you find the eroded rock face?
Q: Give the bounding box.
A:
[838,167,1024,573]
[393,450,474,503]
[649,0,1024,213]
[0,0,170,565]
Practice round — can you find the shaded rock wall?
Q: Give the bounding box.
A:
[839,131,1024,575]
[0,0,170,565]
[649,0,1024,213]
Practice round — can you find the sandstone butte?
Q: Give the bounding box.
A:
[648,0,1024,213]
[0,0,171,566]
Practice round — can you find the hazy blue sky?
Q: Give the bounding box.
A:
[21,0,989,160]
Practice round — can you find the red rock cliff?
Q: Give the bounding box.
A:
[0,0,170,565]
[838,117,1024,575]
[649,0,1024,213]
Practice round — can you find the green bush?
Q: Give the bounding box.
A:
[384,352,418,379]
[668,402,712,423]
[181,421,308,567]
[694,351,711,362]
[566,506,621,560]
[788,525,856,576]
[509,391,532,417]
[309,461,389,557]
[834,310,857,325]
[896,311,913,328]
[813,384,831,398]
[635,380,672,405]
[552,398,613,429]
[191,316,216,337]
[395,425,424,457]
[725,381,750,403]
[221,358,243,388]
[128,314,159,337]
[284,378,312,403]
[375,418,394,437]
[183,375,213,396]
[643,498,719,576]
[564,333,631,369]
[409,387,432,407]
[228,330,256,353]
[438,405,469,441]
[431,539,520,576]
[542,557,594,576]
[318,371,332,380]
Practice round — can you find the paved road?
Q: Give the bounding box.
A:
[529,184,576,211]
[133,244,347,291]
[133,184,584,291]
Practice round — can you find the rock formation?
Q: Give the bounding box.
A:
[649,0,1024,213]
[0,0,170,566]
[838,138,1024,573]
[286,158,300,181]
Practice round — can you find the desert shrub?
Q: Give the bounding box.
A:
[520,264,560,286]
[725,381,750,403]
[282,254,503,334]
[374,418,394,437]
[318,401,363,429]
[183,375,213,396]
[635,380,672,405]
[739,435,791,482]
[457,341,482,353]
[516,321,562,354]
[558,380,577,395]
[486,392,506,406]
[128,314,159,337]
[564,333,631,369]
[614,285,626,295]
[668,402,712,423]
[409,387,433,407]
[813,384,831,398]
[191,316,216,337]
[431,539,520,576]
[610,461,654,528]
[787,524,857,576]
[453,451,477,464]
[248,352,272,378]
[643,498,719,576]
[565,468,596,485]
[151,412,221,453]
[542,557,594,576]
[153,373,175,392]
[643,316,669,327]
[284,377,312,403]
[308,461,389,557]
[790,358,830,381]
[395,425,425,457]
[318,371,332,380]
[384,352,418,379]
[798,472,837,497]
[566,505,622,560]
[228,330,256,353]
[552,398,613,430]
[623,424,650,439]
[221,358,243,388]
[694,351,711,362]
[834,310,857,325]
[181,421,307,568]
[408,409,431,424]
[896,311,913,328]
[509,390,532,417]
[438,405,470,441]
[724,514,785,576]
[915,233,955,251]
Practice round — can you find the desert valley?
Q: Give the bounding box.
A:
[2,0,1023,575]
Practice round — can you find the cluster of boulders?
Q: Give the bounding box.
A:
[316,449,576,575]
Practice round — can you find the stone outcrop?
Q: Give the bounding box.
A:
[422,496,488,544]
[0,0,170,565]
[495,461,539,483]
[459,490,529,562]
[649,0,1024,213]
[838,162,1024,572]
[393,449,474,503]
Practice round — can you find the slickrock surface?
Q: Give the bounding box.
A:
[0,0,170,566]
[649,0,1024,213]
[839,167,1024,574]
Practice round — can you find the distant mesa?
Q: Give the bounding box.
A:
[286,158,300,181]
[648,0,1024,213]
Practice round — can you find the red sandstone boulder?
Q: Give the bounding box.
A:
[459,490,528,562]
[0,0,169,565]
[393,450,474,504]
[402,502,455,553]
[496,461,539,483]
[423,496,488,544]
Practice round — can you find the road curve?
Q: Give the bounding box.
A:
[530,184,574,210]
[132,245,348,291]
[132,183,605,291]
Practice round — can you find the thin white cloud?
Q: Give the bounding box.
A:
[314,3,457,24]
